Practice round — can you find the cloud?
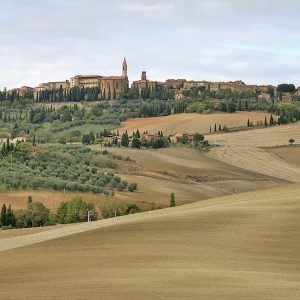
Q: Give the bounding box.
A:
[0,0,300,88]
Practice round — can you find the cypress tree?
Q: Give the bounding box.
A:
[247,118,250,127]
[264,116,268,127]
[238,99,242,111]
[108,87,111,100]
[170,193,176,207]
[27,195,33,208]
[136,129,140,138]
[1,143,6,157]
[270,114,274,126]
[6,205,15,227]
[121,130,129,147]
[1,204,7,226]
[214,123,217,132]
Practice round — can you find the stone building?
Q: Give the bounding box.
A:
[8,86,34,98]
[183,80,210,90]
[131,71,157,93]
[164,79,187,89]
[70,75,101,88]
[39,80,70,90]
[100,58,129,99]
[69,58,129,99]
[294,88,300,96]
[209,81,276,95]
[210,81,255,93]
[170,132,194,144]
[282,93,293,102]
[100,76,129,100]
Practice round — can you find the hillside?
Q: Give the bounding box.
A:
[118,111,275,135]
[0,185,299,299]
[207,122,300,182]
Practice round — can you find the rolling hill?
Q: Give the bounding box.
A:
[1,185,299,299]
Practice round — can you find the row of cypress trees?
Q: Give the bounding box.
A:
[1,204,15,227]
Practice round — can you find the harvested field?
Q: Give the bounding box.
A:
[118,111,274,135]
[207,122,300,183]
[106,146,274,180]
[118,175,276,206]
[97,146,281,205]
[0,190,112,212]
[1,185,299,299]
[0,223,73,239]
[265,145,300,166]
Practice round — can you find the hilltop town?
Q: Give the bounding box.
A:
[4,58,300,102]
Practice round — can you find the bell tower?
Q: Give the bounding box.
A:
[122,57,127,78]
[141,71,147,81]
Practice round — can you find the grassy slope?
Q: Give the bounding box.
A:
[0,184,299,299]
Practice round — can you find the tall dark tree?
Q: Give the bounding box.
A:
[269,114,274,126]
[238,99,242,111]
[264,116,268,127]
[170,193,176,207]
[277,84,296,93]
[136,129,141,138]
[245,99,249,111]
[1,204,7,226]
[6,205,15,226]
[121,130,129,147]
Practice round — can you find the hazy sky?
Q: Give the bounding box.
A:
[1,0,300,88]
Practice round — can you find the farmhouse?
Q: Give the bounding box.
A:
[141,132,161,140]
[170,132,194,144]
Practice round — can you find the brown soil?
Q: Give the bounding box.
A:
[207,122,300,183]
[1,184,299,299]
[119,111,275,135]
[265,145,300,166]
